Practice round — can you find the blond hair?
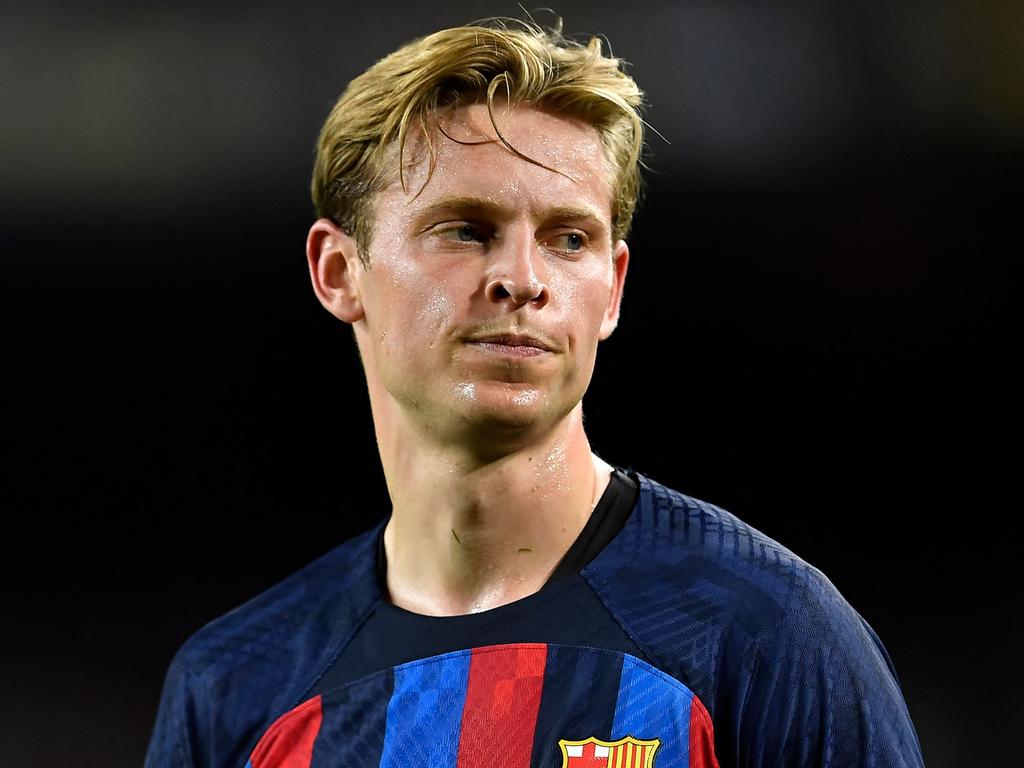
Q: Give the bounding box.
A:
[312,19,645,259]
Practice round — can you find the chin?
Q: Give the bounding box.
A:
[451,381,581,440]
[455,379,546,412]
[452,382,552,430]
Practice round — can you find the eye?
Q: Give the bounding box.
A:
[436,224,486,243]
[549,232,586,252]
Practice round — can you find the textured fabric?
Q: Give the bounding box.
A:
[380,649,470,768]
[248,644,716,768]
[313,573,645,693]
[144,473,923,768]
[581,476,924,767]
[144,528,382,768]
[248,696,321,768]
[548,469,639,580]
[315,470,641,692]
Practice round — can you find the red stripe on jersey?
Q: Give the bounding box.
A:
[688,695,720,768]
[249,695,323,768]
[456,644,547,768]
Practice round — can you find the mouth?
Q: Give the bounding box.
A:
[464,332,555,357]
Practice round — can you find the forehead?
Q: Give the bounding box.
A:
[381,103,613,221]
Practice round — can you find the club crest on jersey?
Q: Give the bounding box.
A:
[558,736,661,767]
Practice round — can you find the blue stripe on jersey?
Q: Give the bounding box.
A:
[378,650,472,768]
[612,655,695,768]
[311,668,393,768]
[529,645,624,768]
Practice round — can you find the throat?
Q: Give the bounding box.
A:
[381,454,612,617]
[384,504,580,616]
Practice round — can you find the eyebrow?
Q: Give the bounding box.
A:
[412,195,606,228]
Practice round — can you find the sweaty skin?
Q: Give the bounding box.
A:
[307,103,629,615]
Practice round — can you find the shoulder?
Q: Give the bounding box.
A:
[583,473,923,766]
[585,472,837,658]
[177,522,381,683]
[145,523,383,768]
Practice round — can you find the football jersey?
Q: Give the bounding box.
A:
[145,472,923,768]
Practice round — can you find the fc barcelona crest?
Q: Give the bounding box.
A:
[558,736,661,768]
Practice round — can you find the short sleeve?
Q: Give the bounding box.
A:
[727,580,924,767]
[144,649,199,768]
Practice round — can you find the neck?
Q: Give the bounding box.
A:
[377,404,612,616]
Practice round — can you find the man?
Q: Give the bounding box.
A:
[146,20,924,768]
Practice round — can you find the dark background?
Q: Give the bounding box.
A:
[3,1,1018,766]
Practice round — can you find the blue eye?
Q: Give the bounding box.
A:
[436,224,484,244]
[551,233,585,252]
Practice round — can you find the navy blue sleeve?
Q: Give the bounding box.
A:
[145,648,199,768]
[723,574,924,768]
[143,528,384,768]
[580,475,926,768]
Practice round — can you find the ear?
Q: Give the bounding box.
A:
[598,239,629,340]
[306,218,364,324]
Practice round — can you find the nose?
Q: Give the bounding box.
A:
[484,234,550,308]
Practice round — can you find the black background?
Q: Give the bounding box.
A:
[3,2,1018,766]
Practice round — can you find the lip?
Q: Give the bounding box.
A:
[464,333,555,356]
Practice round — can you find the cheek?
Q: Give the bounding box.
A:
[377,268,456,366]
[551,268,613,345]
[417,282,454,331]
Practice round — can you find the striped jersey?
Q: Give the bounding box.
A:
[145,472,923,768]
